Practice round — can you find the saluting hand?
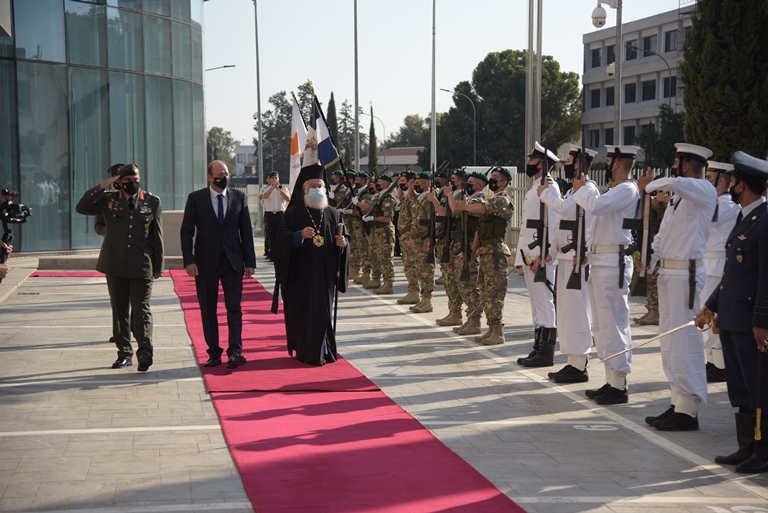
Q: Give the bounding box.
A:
[100,175,121,191]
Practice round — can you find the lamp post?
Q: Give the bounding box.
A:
[440,88,476,166]
[204,65,236,72]
[361,111,386,168]
[592,0,623,145]
[625,43,674,110]
[253,0,264,235]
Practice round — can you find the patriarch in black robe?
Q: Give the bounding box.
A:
[272,164,350,366]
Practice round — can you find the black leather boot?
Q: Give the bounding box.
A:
[735,418,768,474]
[520,327,556,368]
[517,326,541,364]
[715,412,756,465]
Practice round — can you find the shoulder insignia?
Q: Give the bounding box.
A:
[738,235,747,241]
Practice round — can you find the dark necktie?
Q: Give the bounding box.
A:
[128,197,135,212]
[217,194,224,226]
[737,211,743,223]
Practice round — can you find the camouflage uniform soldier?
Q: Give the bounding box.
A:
[450,171,488,335]
[357,175,381,289]
[409,171,436,313]
[352,172,372,285]
[430,169,466,326]
[470,167,514,345]
[363,174,397,294]
[634,195,667,325]
[433,171,449,286]
[337,170,359,279]
[329,169,349,208]
[397,172,421,304]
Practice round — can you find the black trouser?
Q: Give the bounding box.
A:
[106,275,153,360]
[195,252,244,358]
[265,211,283,259]
[721,329,768,413]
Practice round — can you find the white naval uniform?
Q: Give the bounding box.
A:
[540,183,598,362]
[647,177,717,415]
[699,193,740,368]
[573,180,639,378]
[514,175,560,329]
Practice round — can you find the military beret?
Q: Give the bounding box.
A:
[414,171,432,180]
[357,171,369,179]
[435,171,449,180]
[118,164,140,177]
[492,166,513,181]
[378,174,393,183]
[265,171,279,178]
[451,168,466,179]
[730,151,768,180]
[332,169,344,177]
[345,170,357,178]
[404,171,416,180]
[108,163,126,177]
[468,171,488,184]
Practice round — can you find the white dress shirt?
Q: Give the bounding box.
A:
[209,186,228,218]
[260,184,289,213]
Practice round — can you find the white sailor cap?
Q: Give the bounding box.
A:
[526,141,560,162]
[606,145,641,159]
[674,143,713,164]
[706,160,735,174]
[568,145,599,161]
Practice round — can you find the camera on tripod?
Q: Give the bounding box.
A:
[0,189,33,281]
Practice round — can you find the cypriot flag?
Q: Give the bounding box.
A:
[289,95,307,191]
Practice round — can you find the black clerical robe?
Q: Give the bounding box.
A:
[272,205,349,365]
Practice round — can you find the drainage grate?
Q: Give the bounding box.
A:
[16,292,40,296]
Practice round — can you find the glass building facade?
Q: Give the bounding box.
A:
[0,0,205,251]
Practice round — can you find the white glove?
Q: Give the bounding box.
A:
[342,208,353,215]
[351,196,359,205]
[362,215,374,222]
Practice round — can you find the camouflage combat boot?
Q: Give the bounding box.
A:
[455,315,481,335]
[482,324,506,346]
[374,281,394,294]
[398,289,421,304]
[411,296,433,313]
[354,270,370,285]
[436,305,463,326]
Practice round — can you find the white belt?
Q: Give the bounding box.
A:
[660,258,703,269]
[591,244,621,254]
[704,251,726,259]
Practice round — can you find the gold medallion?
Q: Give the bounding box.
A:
[313,234,325,247]
[737,255,743,263]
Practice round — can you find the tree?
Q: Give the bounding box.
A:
[680,0,768,160]
[207,127,238,172]
[417,50,581,170]
[254,91,292,181]
[390,114,427,147]
[368,106,378,175]
[327,93,339,150]
[632,104,685,169]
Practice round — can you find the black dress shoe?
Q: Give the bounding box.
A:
[594,386,628,405]
[585,383,611,399]
[203,357,222,367]
[653,411,699,431]
[706,362,727,383]
[137,353,153,372]
[112,357,132,369]
[226,353,246,369]
[549,365,589,384]
[645,405,675,426]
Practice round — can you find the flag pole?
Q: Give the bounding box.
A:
[354,0,360,175]
[430,0,436,172]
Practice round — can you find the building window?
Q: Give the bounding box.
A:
[591,48,601,68]
[664,30,677,52]
[642,79,656,101]
[606,86,615,106]
[13,0,66,62]
[624,126,636,145]
[591,88,601,109]
[606,44,615,65]
[172,20,192,79]
[625,83,636,103]
[626,39,637,61]
[107,7,144,72]
[663,76,677,98]
[144,14,171,75]
[237,154,245,163]
[65,1,107,67]
[590,129,600,149]
[605,128,614,146]
[642,34,658,56]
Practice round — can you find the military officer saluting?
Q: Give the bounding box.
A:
[76,164,164,371]
[696,151,768,473]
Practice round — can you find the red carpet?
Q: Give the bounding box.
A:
[213,390,525,513]
[30,271,169,277]
[170,269,378,392]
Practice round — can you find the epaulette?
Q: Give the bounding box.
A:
[144,191,159,198]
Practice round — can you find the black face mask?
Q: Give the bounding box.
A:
[525,164,539,178]
[465,183,473,194]
[122,181,139,196]
[213,176,229,189]
[435,180,446,189]
[414,185,423,194]
[605,158,616,183]
[730,182,741,204]
[488,178,499,191]
[564,163,576,179]
[375,183,382,192]
[450,182,458,191]
[399,183,408,191]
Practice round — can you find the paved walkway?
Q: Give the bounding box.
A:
[0,248,766,513]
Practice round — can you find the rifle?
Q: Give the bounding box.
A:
[361,179,399,224]
[420,160,448,264]
[559,141,589,290]
[520,249,555,297]
[622,122,654,297]
[452,161,500,281]
[525,147,552,283]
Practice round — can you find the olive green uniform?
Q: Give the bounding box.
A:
[411,192,436,299]
[398,194,419,293]
[457,190,487,318]
[76,186,164,361]
[372,192,397,282]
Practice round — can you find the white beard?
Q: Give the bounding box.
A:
[304,194,328,210]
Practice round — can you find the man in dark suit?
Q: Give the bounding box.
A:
[696,151,768,474]
[181,160,256,369]
[76,164,164,371]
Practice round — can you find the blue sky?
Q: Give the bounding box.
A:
[203,0,683,146]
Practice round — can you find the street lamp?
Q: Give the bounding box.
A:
[361,111,386,169]
[440,88,476,166]
[204,65,236,72]
[591,0,623,145]
[625,43,674,110]
[253,0,264,235]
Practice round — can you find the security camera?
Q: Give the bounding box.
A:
[592,5,607,28]
[606,62,615,76]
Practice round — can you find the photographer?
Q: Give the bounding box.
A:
[0,241,12,279]
[259,171,290,262]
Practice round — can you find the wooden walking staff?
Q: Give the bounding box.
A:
[756,353,763,441]
[333,223,344,334]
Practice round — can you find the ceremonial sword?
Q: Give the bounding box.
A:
[600,318,713,362]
